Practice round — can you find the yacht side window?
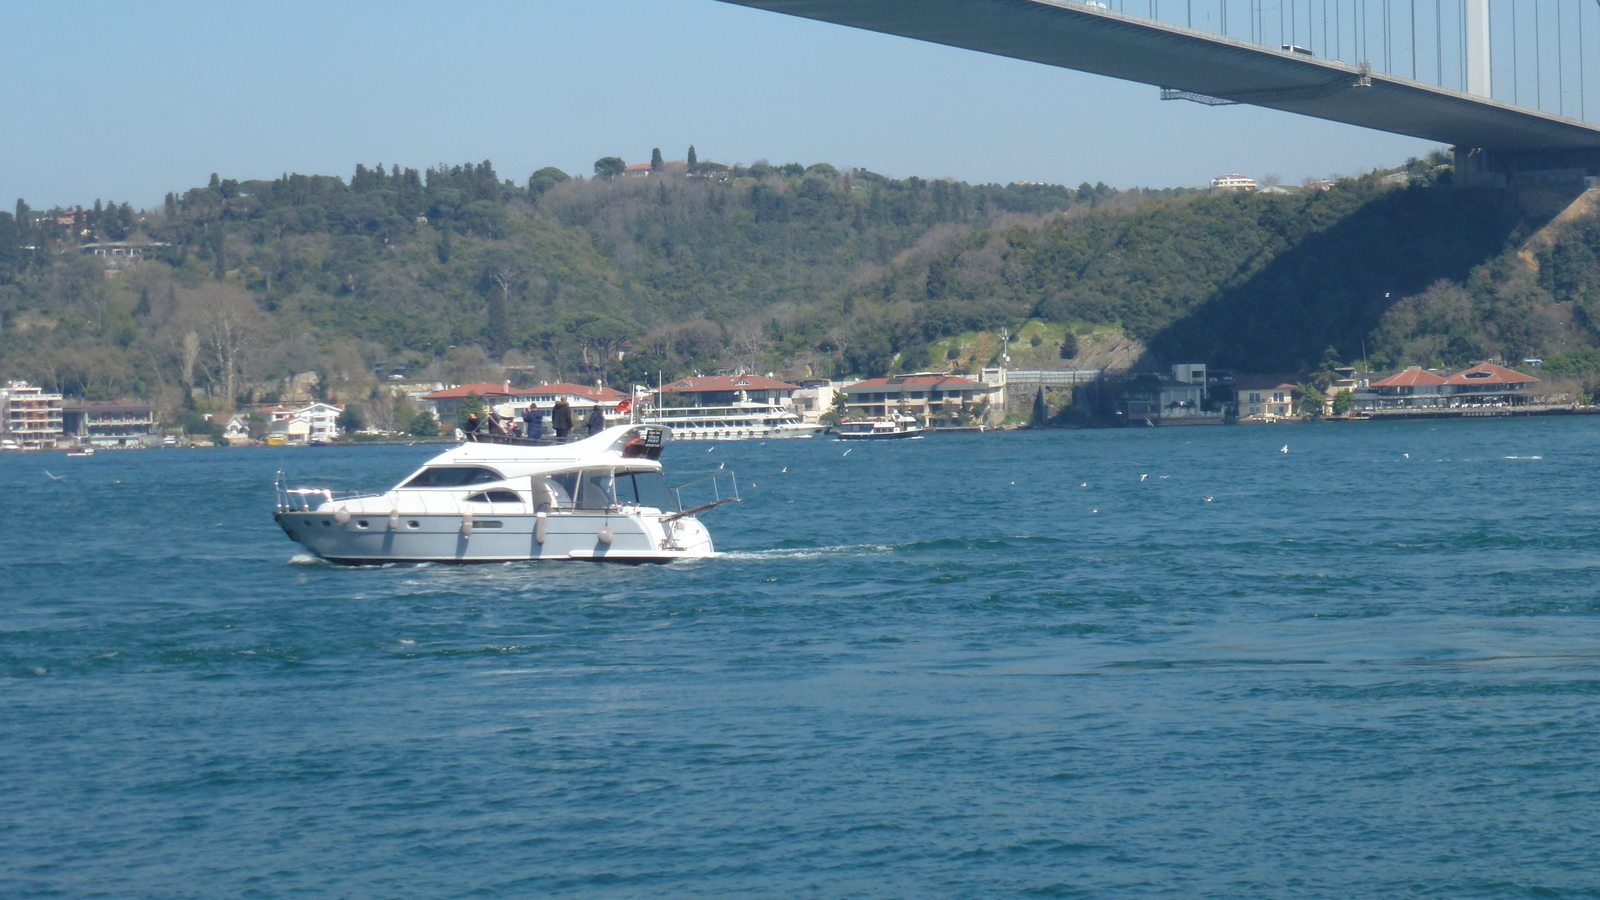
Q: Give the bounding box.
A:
[403,466,503,488]
[544,473,579,508]
[465,490,523,504]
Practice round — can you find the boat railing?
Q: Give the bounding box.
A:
[667,470,740,520]
[274,471,383,512]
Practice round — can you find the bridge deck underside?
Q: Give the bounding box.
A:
[721,0,1600,155]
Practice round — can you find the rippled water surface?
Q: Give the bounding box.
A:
[5,419,1600,898]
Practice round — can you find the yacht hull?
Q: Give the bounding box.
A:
[274,509,714,565]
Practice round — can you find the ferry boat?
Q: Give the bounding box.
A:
[833,414,924,441]
[641,402,824,441]
[66,447,96,457]
[273,424,734,565]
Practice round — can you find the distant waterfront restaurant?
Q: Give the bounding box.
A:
[1353,363,1540,411]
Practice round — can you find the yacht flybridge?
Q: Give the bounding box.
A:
[274,425,735,565]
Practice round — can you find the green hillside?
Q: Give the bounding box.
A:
[3,150,1599,420]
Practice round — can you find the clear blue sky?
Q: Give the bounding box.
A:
[0,0,1437,210]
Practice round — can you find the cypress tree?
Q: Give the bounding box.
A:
[687,145,697,168]
[650,148,664,172]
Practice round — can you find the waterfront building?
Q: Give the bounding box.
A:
[0,381,65,450]
[206,412,252,444]
[1352,363,1540,411]
[61,400,157,447]
[660,374,800,407]
[262,402,344,445]
[841,373,999,424]
[1235,379,1298,420]
[424,382,626,426]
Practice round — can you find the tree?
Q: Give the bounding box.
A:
[336,404,363,434]
[650,148,664,173]
[459,392,486,426]
[528,166,569,198]
[1332,389,1356,416]
[407,411,441,437]
[1059,331,1079,360]
[593,157,626,180]
[687,145,698,168]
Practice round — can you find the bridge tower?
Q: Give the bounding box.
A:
[1465,0,1490,99]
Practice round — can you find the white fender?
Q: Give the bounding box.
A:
[334,507,351,525]
[597,525,613,545]
[461,510,473,536]
[534,509,548,544]
[388,510,400,530]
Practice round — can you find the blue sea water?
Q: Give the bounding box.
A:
[3,418,1600,898]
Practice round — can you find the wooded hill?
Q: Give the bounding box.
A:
[4,149,1600,422]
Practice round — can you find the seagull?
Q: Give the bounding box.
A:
[780,467,787,474]
[1403,453,1410,459]
[1090,507,1099,514]
[842,448,852,456]
[718,462,725,470]
[707,446,715,452]
[1204,496,1214,502]
[1140,474,1149,482]
[44,471,66,482]
[1280,444,1289,454]
[1080,482,1088,488]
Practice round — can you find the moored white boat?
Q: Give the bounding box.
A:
[641,401,823,441]
[833,414,924,440]
[273,424,734,565]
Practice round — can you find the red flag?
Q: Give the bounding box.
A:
[616,397,632,414]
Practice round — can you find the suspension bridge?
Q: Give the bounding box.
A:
[718,0,1600,186]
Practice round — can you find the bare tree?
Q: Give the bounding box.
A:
[178,284,267,405]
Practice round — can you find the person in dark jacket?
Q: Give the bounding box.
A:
[586,405,606,435]
[551,399,573,438]
[462,412,480,434]
[522,404,544,440]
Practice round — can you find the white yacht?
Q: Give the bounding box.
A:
[833,414,924,440]
[273,425,733,565]
[641,401,824,441]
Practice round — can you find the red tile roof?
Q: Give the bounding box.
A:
[424,382,509,400]
[1445,363,1539,385]
[519,383,626,401]
[425,382,626,402]
[664,375,800,393]
[1372,367,1447,388]
[844,374,988,391]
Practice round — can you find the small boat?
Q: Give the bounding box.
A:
[66,447,96,457]
[833,414,924,441]
[0,439,19,452]
[273,425,732,565]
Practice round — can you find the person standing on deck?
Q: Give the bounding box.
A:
[552,399,573,438]
[523,404,544,440]
[586,405,606,435]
